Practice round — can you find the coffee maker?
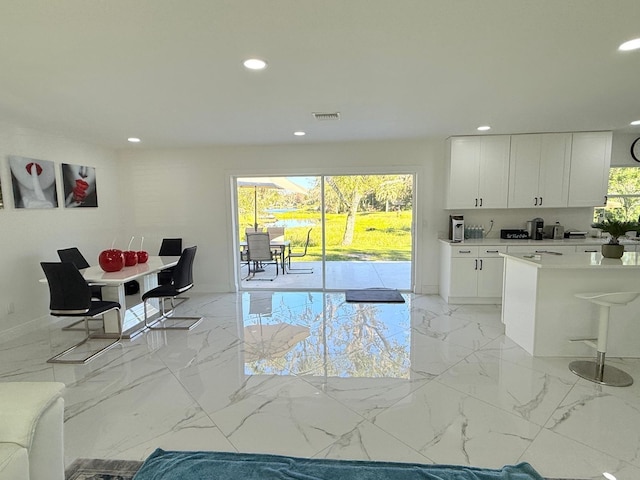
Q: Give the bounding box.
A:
[526,217,544,240]
[449,215,464,242]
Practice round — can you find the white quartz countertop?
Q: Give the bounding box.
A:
[439,237,640,247]
[500,251,640,269]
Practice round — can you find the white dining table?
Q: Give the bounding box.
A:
[80,256,180,338]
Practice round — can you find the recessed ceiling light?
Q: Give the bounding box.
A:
[243,58,268,70]
[619,38,640,51]
[477,125,491,131]
[631,120,640,126]
[293,131,306,136]
[127,137,141,143]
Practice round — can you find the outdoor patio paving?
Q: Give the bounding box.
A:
[241,260,412,291]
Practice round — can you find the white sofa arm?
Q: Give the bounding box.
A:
[0,444,29,480]
[0,382,65,480]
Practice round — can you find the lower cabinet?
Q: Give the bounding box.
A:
[439,244,507,304]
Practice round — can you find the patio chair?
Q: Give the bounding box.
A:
[267,227,285,242]
[245,233,279,281]
[286,228,313,273]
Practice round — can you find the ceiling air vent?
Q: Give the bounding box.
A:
[312,112,341,121]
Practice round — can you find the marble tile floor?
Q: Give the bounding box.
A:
[1,291,639,480]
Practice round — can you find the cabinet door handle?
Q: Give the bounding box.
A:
[474,259,478,270]
[479,259,483,270]
[475,198,478,207]
[584,249,597,253]
[534,197,538,206]
[458,250,472,254]
[486,250,499,253]
[539,196,543,206]
[479,198,483,207]
[604,195,608,206]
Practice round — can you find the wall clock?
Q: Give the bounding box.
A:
[632,137,640,163]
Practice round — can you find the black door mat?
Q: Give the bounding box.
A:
[345,288,405,303]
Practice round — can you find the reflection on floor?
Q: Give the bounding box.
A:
[1,292,639,480]
[242,260,411,290]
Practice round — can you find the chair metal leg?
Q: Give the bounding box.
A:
[143,297,202,330]
[61,317,104,332]
[286,256,313,273]
[47,308,122,364]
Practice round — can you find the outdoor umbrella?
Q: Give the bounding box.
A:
[237,177,307,231]
[243,322,310,362]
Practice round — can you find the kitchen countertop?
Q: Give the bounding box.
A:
[500,251,640,269]
[439,237,640,247]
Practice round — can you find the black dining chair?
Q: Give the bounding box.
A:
[158,238,183,286]
[57,247,106,331]
[41,262,122,364]
[142,246,202,330]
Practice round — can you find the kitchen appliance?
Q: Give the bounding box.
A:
[500,229,529,239]
[526,217,544,240]
[449,215,464,242]
[542,222,565,240]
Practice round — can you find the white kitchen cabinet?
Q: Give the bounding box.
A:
[568,132,612,207]
[439,243,507,304]
[506,245,577,255]
[508,133,571,208]
[446,136,511,209]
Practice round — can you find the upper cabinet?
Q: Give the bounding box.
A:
[446,131,611,210]
[568,131,612,207]
[446,136,511,209]
[508,133,572,208]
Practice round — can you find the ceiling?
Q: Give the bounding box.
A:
[1,0,639,149]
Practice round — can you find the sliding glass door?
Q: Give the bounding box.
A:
[235,173,413,291]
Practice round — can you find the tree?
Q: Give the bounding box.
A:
[603,167,640,221]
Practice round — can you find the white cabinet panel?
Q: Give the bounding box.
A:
[446,136,510,209]
[568,132,611,207]
[440,243,506,303]
[508,133,571,208]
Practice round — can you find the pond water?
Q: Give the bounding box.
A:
[267,219,316,228]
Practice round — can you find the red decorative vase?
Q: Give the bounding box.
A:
[123,250,138,266]
[99,249,124,272]
[136,251,149,263]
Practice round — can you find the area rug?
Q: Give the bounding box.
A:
[345,288,405,303]
[132,449,544,479]
[65,458,143,480]
[64,454,586,480]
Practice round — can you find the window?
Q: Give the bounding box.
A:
[594,167,640,222]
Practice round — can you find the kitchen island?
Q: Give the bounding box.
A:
[501,251,640,357]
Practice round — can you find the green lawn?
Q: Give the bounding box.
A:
[241,210,412,261]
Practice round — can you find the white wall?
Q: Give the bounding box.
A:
[117,139,447,294]
[0,123,121,338]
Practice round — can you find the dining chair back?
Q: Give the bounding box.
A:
[158,238,183,285]
[246,233,279,281]
[57,247,90,270]
[40,262,121,363]
[286,228,314,273]
[141,246,202,330]
[267,227,285,242]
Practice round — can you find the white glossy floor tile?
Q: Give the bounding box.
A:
[1,291,639,480]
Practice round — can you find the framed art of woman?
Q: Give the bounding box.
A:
[9,155,58,209]
[62,163,98,208]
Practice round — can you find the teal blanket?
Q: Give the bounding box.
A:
[133,449,544,480]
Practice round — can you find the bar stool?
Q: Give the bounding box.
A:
[569,291,640,387]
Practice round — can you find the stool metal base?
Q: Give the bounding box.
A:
[569,360,633,387]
